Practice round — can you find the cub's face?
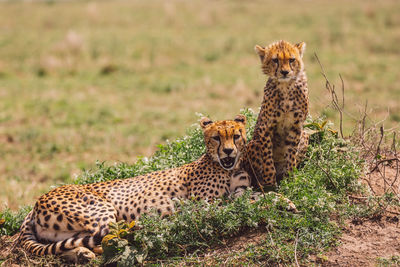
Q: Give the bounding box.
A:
[200,115,247,170]
[255,40,306,82]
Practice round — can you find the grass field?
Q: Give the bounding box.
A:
[0,0,399,209]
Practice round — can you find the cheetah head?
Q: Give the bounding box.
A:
[200,114,247,170]
[254,40,305,82]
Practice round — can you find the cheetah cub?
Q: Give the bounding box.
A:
[243,40,309,187]
[18,115,251,261]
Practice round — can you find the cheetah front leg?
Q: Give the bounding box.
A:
[296,130,309,165]
[283,126,303,177]
[230,170,251,198]
[229,170,263,201]
[246,135,276,187]
[230,170,298,213]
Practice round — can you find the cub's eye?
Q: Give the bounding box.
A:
[272,58,279,63]
[289,58,295,63]
[212,136,220,141]
[234,134,241,140]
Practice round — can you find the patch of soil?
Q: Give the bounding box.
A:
[322,162,400,266]
[208,228,266,255]
[323,216,400,266]
[364,160,400,196]
[175,229,268,266]
[0,235,21,266]
[0,234,64,267]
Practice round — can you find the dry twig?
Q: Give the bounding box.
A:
[314,53,345,139]
[294,231,300,267]
[315,160,337,191]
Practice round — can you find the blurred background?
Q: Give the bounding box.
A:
[0,0,399,209]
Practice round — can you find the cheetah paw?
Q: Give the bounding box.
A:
[62,247,96,263]
[285,200,298,213]
[269,192,299,213]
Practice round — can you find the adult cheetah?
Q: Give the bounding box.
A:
[244,40,309,187]
[17,115,251,261]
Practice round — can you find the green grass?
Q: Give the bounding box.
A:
[0,206,31,236]
[377,256,400,267]
[0,0,399,209]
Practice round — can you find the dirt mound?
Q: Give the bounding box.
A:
[323,216,400,266]
[321,158,400,266]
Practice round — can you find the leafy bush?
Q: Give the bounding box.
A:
[102,192,314,266]
[0,206,31,236]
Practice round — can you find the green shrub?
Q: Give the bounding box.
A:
[0,206,32,236]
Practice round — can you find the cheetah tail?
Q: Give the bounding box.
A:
[17,211,106,257]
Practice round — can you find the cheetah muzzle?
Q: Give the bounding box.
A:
[219,154,239,170]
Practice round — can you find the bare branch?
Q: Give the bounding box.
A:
[314,53,344,139]
[294,231,300,267]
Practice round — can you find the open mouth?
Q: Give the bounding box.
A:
[220,156,236,170]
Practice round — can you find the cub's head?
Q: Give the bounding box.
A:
[254,40,306,82]
[200,115,247,170]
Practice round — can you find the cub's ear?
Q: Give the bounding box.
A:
[234,114,246,126]
[200,117,213,129]
[254,45,266,62]
[294,42,306,58]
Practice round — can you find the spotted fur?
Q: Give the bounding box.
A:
[243,40,309,187]
[18,115,250,261]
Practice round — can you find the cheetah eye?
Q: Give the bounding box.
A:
[289,58,295,63]
[212,136,220,141]
[233,134,241,140]
[272,58,279,64]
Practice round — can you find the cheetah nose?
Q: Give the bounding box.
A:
[280,70,289,76]
[223,148,234,155]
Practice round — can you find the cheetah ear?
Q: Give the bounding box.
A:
[254,45,266,62]
[295,42,306,58]
[234,114,246,126]
[200,117,213,129]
